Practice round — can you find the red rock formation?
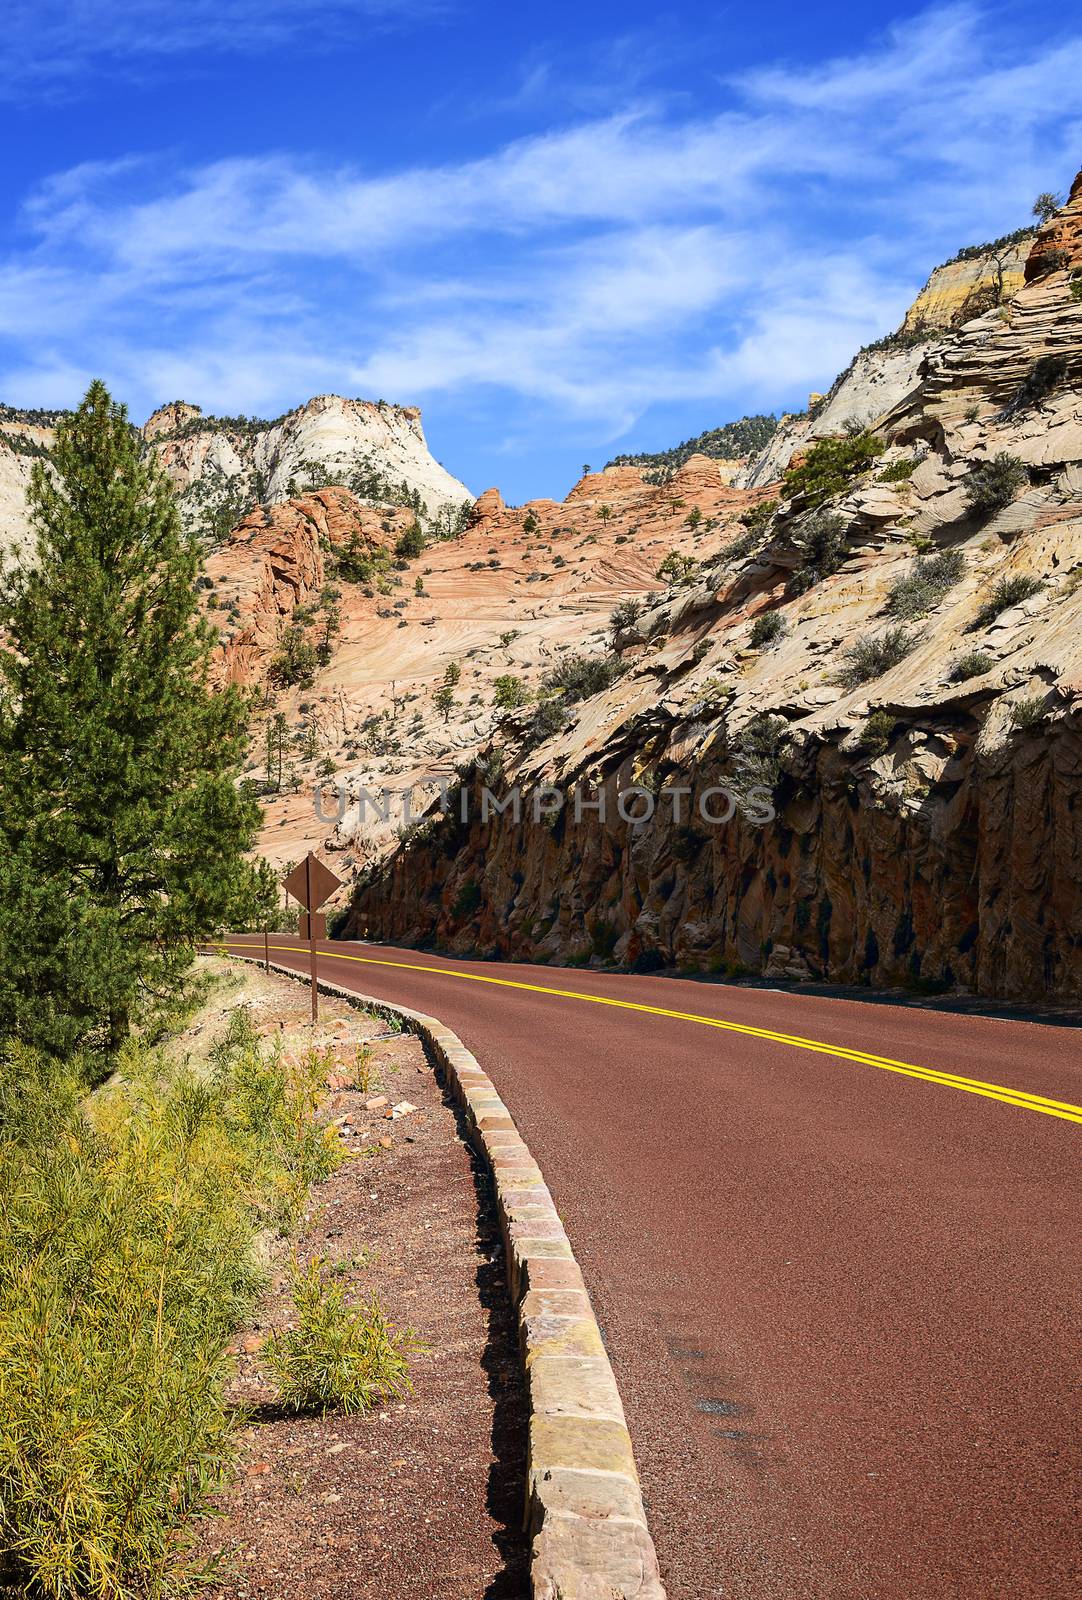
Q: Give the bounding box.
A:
[468,487,506,526]
[1025,169,1082,281]
[204,487,397,686]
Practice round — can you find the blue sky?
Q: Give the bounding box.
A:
[1,2,1081,503]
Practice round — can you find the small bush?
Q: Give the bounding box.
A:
[973,573,1043,627]
[887,549,966,618]
[610,597,643,634]
[655,551,698,585]
[788,509,848,594]
[739,498,777,532]
[0,1020,347,1600]
[270,623,318,688]
[263,1257,414,1416]
[452,879,481,918]
[728,713,789,801]
[950,650,995,681]
[840,625,918,686]
[963,453,1028,514]
[493,673,528,709]
[540,653,624,703]
[1004,354,1067,415]
[859,709,896,756]
[1009,695,1047,729]
[876,457,916,483]
[394,523,425,560]
[782,431,885,508]
[749,610,787,648]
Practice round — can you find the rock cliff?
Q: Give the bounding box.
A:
[0,392,472,562]
[349,180,1082,1005]
[740,232,1036,490]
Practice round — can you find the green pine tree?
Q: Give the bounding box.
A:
[0,380,273,1066]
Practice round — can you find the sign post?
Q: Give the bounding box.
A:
[282,853,343,1024]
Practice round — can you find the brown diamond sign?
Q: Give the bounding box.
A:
[283,853,342,912]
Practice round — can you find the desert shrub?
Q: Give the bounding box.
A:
[963,453,1028,514]
[1004,354,1068,414]
[335,534,384,584]
[610,597,643,634]
[270,624,318,688]
[876,457,916,483]
[740,498,778,532]
[728,713,789,799]
[973,573,1043,626]
[840,625,917,686]
[950,650,995,681]
[782,431,885,508]
[887,549,966,617]
[1009,695,1047,729]
[749,610,787,648]
[394,523,425,560]
[524,696,570,746]
[0,1018,347,1600]
[859,709,896,756]
[719,527,760,560]
[493,673,528,709]
[788,509,848,594]
[452,879,481,918]
[655,551,699,585]
[262,1257,414,1416]
[540,653,624,703]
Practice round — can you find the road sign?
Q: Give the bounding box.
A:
[283,853,342,912]
[282,854,344,1022]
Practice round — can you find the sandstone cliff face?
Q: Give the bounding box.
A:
[350,184,1082,1004]
[149,393,472,540]
[740,233,1036,491]
[902,235,1033,332]
[0,392,472,563]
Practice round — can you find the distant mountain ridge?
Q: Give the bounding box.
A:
[606,414,777,479]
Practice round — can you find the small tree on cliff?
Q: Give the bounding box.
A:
[0,380,271,1065]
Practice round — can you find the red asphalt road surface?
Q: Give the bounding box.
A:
[224,937,1081,1599]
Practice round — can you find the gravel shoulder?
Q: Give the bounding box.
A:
[188,958,530,1599]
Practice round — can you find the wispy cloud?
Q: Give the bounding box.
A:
[1,3,1080,477]
[1,0,436,97]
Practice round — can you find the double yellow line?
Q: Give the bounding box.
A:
[217,941,1082,1126]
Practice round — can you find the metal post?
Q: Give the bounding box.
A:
[306,854,318,1023]
[264,926,270,973]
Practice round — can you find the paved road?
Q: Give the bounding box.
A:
[223,937,1082,1599]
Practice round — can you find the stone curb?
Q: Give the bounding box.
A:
[217,950,666,1600]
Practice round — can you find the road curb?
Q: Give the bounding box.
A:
[217,949,666,1600]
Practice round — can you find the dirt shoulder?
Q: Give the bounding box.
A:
[188,957,529,1599]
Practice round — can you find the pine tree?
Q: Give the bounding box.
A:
[0,381,272,1065]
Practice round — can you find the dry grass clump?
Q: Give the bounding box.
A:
[264,1256,416,1416]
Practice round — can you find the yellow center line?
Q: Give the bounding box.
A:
[215,941,1082,1126]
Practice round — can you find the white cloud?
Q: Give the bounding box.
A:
[1,3,1080,448]
[1,0,437,97]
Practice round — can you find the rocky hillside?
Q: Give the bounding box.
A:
[223,455,772,876]
[349,175,1082,1005]
[740,230,1037,490]
[0,392,471,563]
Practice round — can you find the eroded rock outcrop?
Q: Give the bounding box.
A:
[350,179,1082,1004]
